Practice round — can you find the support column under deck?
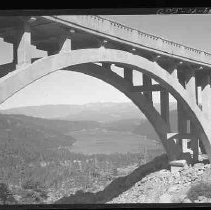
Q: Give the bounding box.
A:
[142,74,153,104]
[177,70,188,157]
[201,73,211,120]
[124,67,133,84]
[48,34,72,55]
[200,73,211,154]
[186,68,200,162]
[177,103,188,155]
[190,122,199,163]
[185,69,197,104]
[13,21,32,68]
[160,90,170,127]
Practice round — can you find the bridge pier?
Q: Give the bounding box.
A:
[177,69,188,159]
[199,73,211,155]
[160,90,170,126]
[60,36,72,52]
[176,68,200,164]
[201,73,211,120]
[177,103,189,156]
[142,74,153,104]
[48,33,72,55]
[185,69,197,104]
[160,90,180,162]
[190,122,199,163]
[13,20,32,68]
[124,67,133,84]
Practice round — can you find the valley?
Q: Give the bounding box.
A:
[0,102,175,204]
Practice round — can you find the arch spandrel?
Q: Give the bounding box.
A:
[0,48,210,160]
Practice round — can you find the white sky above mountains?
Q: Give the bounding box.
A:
[0,14,211,109]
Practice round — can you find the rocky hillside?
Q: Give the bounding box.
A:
[53,154,211,204]
[108,157,211,203]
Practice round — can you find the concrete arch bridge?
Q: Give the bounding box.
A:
[0,15,211,166]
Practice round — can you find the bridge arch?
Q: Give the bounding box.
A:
[0,48,210,161]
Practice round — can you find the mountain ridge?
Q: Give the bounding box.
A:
[0,102,177,122]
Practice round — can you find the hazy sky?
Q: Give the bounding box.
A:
[1,14,211,109]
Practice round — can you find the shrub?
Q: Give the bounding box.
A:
[21,179,48,201]
[0,183,16,204]
[187,181,211,202]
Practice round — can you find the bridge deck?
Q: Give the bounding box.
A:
[42,15,211,67]
[0,15,211,68]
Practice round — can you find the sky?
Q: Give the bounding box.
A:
[1,14,211,109]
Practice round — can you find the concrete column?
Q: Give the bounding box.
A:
[171,68,178,80]
[201,73,211,120]
[142,74,152,103]
[124,67,133,84]
[185,69,197,104]
[177,102,188,154]
[48,34,72,55]
[199,139,206,154]
[60,37,72,52]
[190,122,199,163]
[197,86,203,110]
[102,63,111,70]
[177,69,189,156]
[160,90,170,127]
[177,70,186,88]
[13,21,32,68]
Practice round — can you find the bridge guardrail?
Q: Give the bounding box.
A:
[52,15,211,65]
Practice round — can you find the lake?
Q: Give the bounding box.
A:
[69,129,162,155]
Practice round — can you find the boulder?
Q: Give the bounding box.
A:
[198,196,208,202]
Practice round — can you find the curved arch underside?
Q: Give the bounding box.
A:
[67,63,171,154]
[0,48,210,161]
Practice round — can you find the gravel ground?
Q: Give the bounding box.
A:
[108,162,211,203]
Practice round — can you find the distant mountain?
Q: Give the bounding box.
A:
[6,114,101,134]
[0,103,177,149]
[102,109,178,141]
[0,104,83,119]
[0,114,102,165]
[0,102,177,122]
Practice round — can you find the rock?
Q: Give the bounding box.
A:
[197,171,204,175]
[178,194,187,201]
[198,196,208,202]
[183,182,190,187]
[183,198,192,203]
[194,163,204,167]
[159,193,172,203]
[207,198,211,203]
[194,199,201,203]
[168,185,178,193]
